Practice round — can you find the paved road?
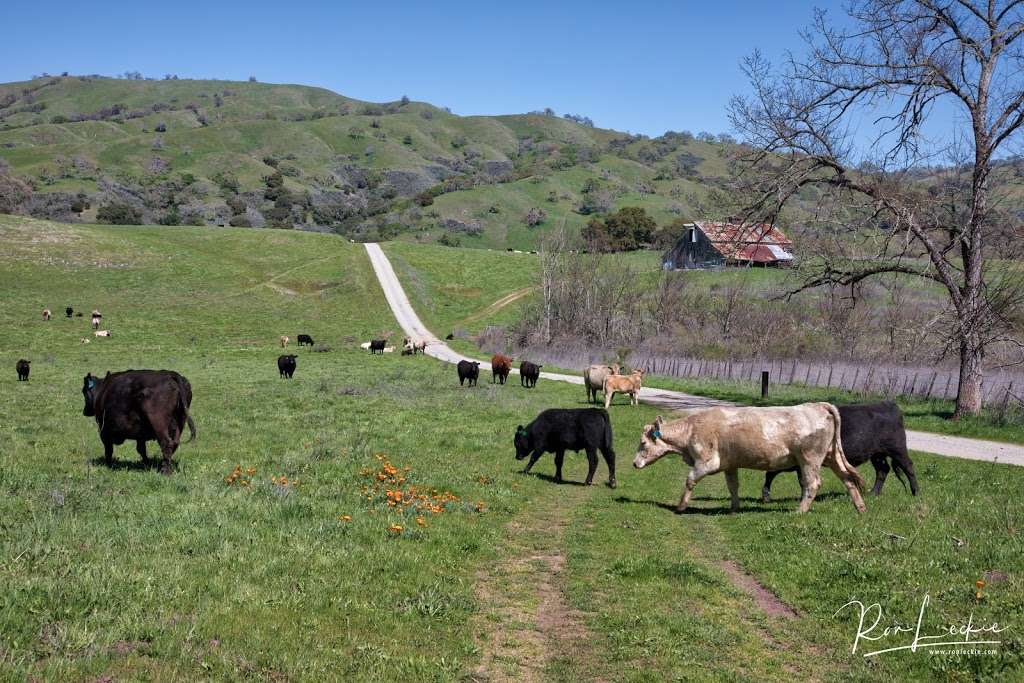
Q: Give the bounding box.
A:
[365,243,1024,466]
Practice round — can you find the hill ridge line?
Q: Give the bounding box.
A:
[363,242,1024,466]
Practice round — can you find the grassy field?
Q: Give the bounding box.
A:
[1,218,1022,680]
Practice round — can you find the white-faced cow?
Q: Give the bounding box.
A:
[42,309,51,321]
[81,370,196,473]
[632,403,866,514]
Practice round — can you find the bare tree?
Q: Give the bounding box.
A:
[730,0,1024,416]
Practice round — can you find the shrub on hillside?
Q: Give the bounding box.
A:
[229,214,251,227]
[96,203,142,225]
[0,171,33,214]
[414,190,434,207]
[524,207,546,227]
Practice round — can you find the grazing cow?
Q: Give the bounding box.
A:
[457,360,480,386]
[514,408,616,487]
[280,335,290,348]
[278,354,297,378]
[603,369,644,408]
[445,333,455,340]
[584,363,620,404]
[491,353,513,384]
[65,306,74,318]
[403,338,427,354]
[16,359,30,381]
[297,334,314,347]
[369,339,386,354]
[81,370,196,473]
[94,330,111,338]
[632,404,866,514]
[42,309,51,321]
[761,401,918,500]
[520,361,542,388]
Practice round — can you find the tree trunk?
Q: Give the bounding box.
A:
[953,336,984,418]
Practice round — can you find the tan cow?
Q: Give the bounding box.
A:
[632,404,866,514]
[280,335,290,348]
[584,363,620,404]
[403,337,428,354]
[42,309,51,321]
[94,330,111,338]
[603,368,644,408]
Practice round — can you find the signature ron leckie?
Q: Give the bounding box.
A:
[835,593,1009,657]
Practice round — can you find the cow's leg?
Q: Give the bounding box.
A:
[136,439,149,463]
[796,464,823,513]
[677,462,715,512]
[523,449,544,474]
[604,391,613,410]
[870,455,890,496]
[824,460,867,513]
[761,470,780,503]
[601,447,616,488]
[103,439,114,466]
[725,469,740,512]
[554,450,566,483]
[583,447,598,485]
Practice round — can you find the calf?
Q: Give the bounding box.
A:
[762,401,918,500]
[403,338,428,354]
[457,360,480,386]
[514,408,616,487]
[632,404,866,514]
[519,361,542,388]
[584,363,620,404]
[42,309,51,321]
[278,354,297,378]
[280,335,290,348]
[603,368,644,408]
[65,306,74,318]
[491,353,513,384]
[94,330,111,338]
[297,334,314,347]
[369,339,386,354]
[81,369,196,473]
[16,359,30,381]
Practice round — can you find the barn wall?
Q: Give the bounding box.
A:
[662,227,724,269]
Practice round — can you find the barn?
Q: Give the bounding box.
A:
[662,221,794,270]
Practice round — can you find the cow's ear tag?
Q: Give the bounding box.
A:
[651,429,662,440]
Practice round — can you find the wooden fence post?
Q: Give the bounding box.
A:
[761,370,769,398]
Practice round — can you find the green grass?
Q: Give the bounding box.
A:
[1,217,1021,680]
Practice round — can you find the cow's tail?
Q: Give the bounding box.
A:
[602,410,615,455]
[825,403,864,492]
[174,375,197,443]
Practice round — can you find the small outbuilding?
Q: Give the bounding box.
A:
[662,220,794,270]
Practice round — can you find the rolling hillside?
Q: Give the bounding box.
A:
[0,75,736,249]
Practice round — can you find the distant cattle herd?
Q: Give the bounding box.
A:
[16,309,919,516]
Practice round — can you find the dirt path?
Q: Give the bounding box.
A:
[458,286,535,326]
[472,486,598,682]
[364,242,1024,466]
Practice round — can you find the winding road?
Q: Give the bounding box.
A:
[365,243,1024,466]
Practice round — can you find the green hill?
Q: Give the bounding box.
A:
[0,75,735,248]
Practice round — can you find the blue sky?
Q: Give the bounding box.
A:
[1,1,858,138]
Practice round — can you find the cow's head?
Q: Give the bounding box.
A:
[513,425,531,460]
[633,416,680,468]
[81,373,100,416]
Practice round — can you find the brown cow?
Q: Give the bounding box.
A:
[491,353,513,384]
[603,368,644,408]
[632,404,866,514]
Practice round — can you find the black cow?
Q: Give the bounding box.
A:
[445,333,454,340]
[762,401,918,500]
[65,306,74,318]
[81,370,196,473]
[278,354,297,378]
[369,339,386,354]
[520,361,542,388]
[16,359,30,381]
[457,360,480,386]
[297,334,314,347]
[514,408,616,487]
